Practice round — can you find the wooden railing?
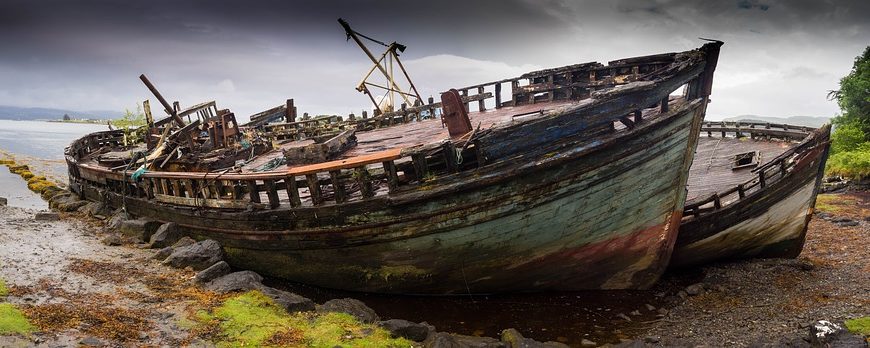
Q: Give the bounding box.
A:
[682,123,821,218]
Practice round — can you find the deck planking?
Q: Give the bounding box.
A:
[686,136,796,202]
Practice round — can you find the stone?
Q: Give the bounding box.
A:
[644,303,656,311]
[118,219,162,242]
[427,332,506,348]
[579,339,596,347]
[629,310,641,316]
[172,236,196,248]
[259,287,315,313]
[0,197,6,206]
[616,313,632,322]
[151,247,173,261]
[205,271,264,293]
[677,290,688,299]
[836,220,859,227]
[101,234,122,246]
[380,319,430,342]
[149,222,182,248]
[643,336,660,343]
[34,212,59,221]
[105,209,128,230]
[806,320,865,347]
[162,239,224,270]
[318,298,380,324]
[50,193,89,212]
[194,261,231,283]
[40,186,64,200]
[78,201,108,217]
[500,328,569,348]
[80,336,104,347]
[685,283,704,296]
[830,217,851,223]
[815,212,832,220]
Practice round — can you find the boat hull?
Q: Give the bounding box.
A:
[81,101,705,294]
[672,132,830,268]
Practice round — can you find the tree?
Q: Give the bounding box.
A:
[62,113,71,121]
[829,46,870,136]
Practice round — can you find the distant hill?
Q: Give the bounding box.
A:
[0,105,124,121]
[721,115,831,128]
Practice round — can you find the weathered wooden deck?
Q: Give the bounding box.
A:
[686,136,794,202]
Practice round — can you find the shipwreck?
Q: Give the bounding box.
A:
[64,37,724,294]
[673,121,831,267]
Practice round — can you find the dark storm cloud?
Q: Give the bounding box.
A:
[0,0,867,119]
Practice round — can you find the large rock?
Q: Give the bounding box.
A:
[34,212,60,221]
[194,261,231,283]
[426,332,506,348]
[50,193,89,212]
[118,219,161,242]
[318,298,380,324]
[205,271,264,293]
[162,240,224,270]
[149,222,182,248]
[171,236,196,248]
[258,287,315,313]
[0,197,7,206]
[500,328,569,348]
[77,201,110,217]
[105,209,128,231]
[40,186,64,200]
[379,319,431,342]
[151,247,174,261]
[808,320,867,347]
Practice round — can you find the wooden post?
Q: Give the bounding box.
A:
[306,174,322,206]
[660,98,669,113]
[461,89,469,111]
[286,176,301,207]
[330,170,346,203]
[737,184,745,199]
[495,83,502,108]
[247,180,261,203]
[443,142,458,172]
[382,161,399,192]
[477,86,486,111]
[264,179,280,208]
[286,99,296,123]
[356,166,374,198]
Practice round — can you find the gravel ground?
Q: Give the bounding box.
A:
[634,192,870,347]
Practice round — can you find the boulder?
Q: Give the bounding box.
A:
[151,247,174,261]
[101,234,123,246]
[162,240,224,270]
[808,320,866,347]
[426,332,506,348]
[194,261,231,283]
[0,197,6,206]
[172,236,196,248]
[149,222,182,248]
[48,193,88,212]
[500,328,569,348]
[40,186,64,200]
[34,212,59,221]
[685,283,704,296]
[318,298,380,324]
[77,201,110,217]
[258,287,315,313]
[379,319,431,342]
[105,209,128,231]
[118,219,162,242]
[79,336,104,347]
[205,271,264,293]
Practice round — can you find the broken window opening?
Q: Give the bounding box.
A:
[732,151,760,170]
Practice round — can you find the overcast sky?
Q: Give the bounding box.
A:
[0,0,867,121]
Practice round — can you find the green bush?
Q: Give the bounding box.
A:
[827,149,870,178]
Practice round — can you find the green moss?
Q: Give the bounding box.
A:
[0,303,34,336]
[845,317,870,335]
[815,194,856,213]
[0,278,7,297]
[192,291,411,348]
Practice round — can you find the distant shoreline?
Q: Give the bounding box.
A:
[47,119,111,125]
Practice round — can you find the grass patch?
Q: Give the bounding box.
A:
[815,194,857,213]
[845,317,870,335]
[193,291,411,348]
[0,303,34,335]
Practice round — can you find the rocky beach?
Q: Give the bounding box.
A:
[0,154,867,347]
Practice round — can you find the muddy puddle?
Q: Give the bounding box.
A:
[266,269,702,346]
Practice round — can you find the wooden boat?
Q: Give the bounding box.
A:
[672,121,831,268]
[65,42,723,294]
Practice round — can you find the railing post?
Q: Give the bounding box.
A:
[382,161,399,192]
[356,166,374,199]
[263,179,280,208]
[247,180,261,203]
[330,170,346,203]
[495,83,502,108]
[737,184,745,199]
[306,174,322,206]
[286,176,301,207]
[412,153,428,181]
[477,86,486,111]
